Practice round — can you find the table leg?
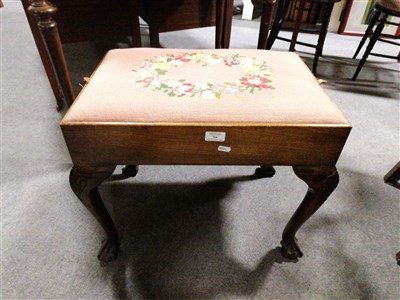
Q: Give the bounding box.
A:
[281,166,339,259]
[69,166,118,262]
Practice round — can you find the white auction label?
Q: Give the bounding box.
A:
[205,131,226,142]
[218,145,231,152]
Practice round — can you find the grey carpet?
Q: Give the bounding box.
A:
[2,1,400,299]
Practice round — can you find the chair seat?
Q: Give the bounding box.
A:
[378,0,400,13]
[63,48,347,125]
[310,0,341,4]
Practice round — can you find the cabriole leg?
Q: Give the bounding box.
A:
[255,165,276,177]
[69,166,118,262]
[281,166,339,259]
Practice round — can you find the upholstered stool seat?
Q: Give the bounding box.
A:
[379,0,400,13]
[61,48,351,262]
[63,49,347,125]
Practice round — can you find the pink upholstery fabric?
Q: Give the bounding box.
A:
[62,48,349,125]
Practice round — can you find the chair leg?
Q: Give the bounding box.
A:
[384,161,400,189]
[289,0,306,52]
[353,10,381,59]
[129,0,142,47]
[266,0,290,49]
[257,0,277,49]
[221,0,234,49]
[312,1,334,74]
[215,0,225,49]
[149,26,161,48]
[352,13,387,81]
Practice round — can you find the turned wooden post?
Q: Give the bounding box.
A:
[257,0,277,49]
[28,0,74,111]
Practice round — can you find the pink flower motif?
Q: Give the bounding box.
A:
[134,52,274,99]
[223,57,240,67]
[241,76,270,89]
[143,77,154,87]
[173,83,195,96]
[176,54,193,63]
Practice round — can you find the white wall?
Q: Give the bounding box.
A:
[329,0,347,32]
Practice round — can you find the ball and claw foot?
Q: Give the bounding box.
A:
[69,166,120,262]
[279,166,339,260]
[280,237,303,259]
[255,165,276,178]
[98,238,119,262]
[122,165,139,178]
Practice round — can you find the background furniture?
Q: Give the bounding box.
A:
[339,0,400,36]
[257,0,278,49]
[22,0,141,111]
[22,0,233,111]
[261,0,340,73]
[140,0,233,48]
[384,161,400,189]
[383,161,400,266]
[352,0,400,80]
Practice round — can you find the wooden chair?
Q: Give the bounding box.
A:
[260,0,341,74]
[384,161,400,189]
[383,162,400,265]
[140,0,234,49]
[352,0,400,80]
[29,0,351,262]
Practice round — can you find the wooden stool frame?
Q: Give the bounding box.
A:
[29,0,351,262]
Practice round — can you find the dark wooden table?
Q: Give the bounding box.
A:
[22,0,233,111]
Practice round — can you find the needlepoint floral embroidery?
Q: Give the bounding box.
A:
[133,52,274,99]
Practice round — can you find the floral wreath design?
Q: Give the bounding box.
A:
[133,52,274,100]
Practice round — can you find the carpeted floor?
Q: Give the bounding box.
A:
[2,1,400,299]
